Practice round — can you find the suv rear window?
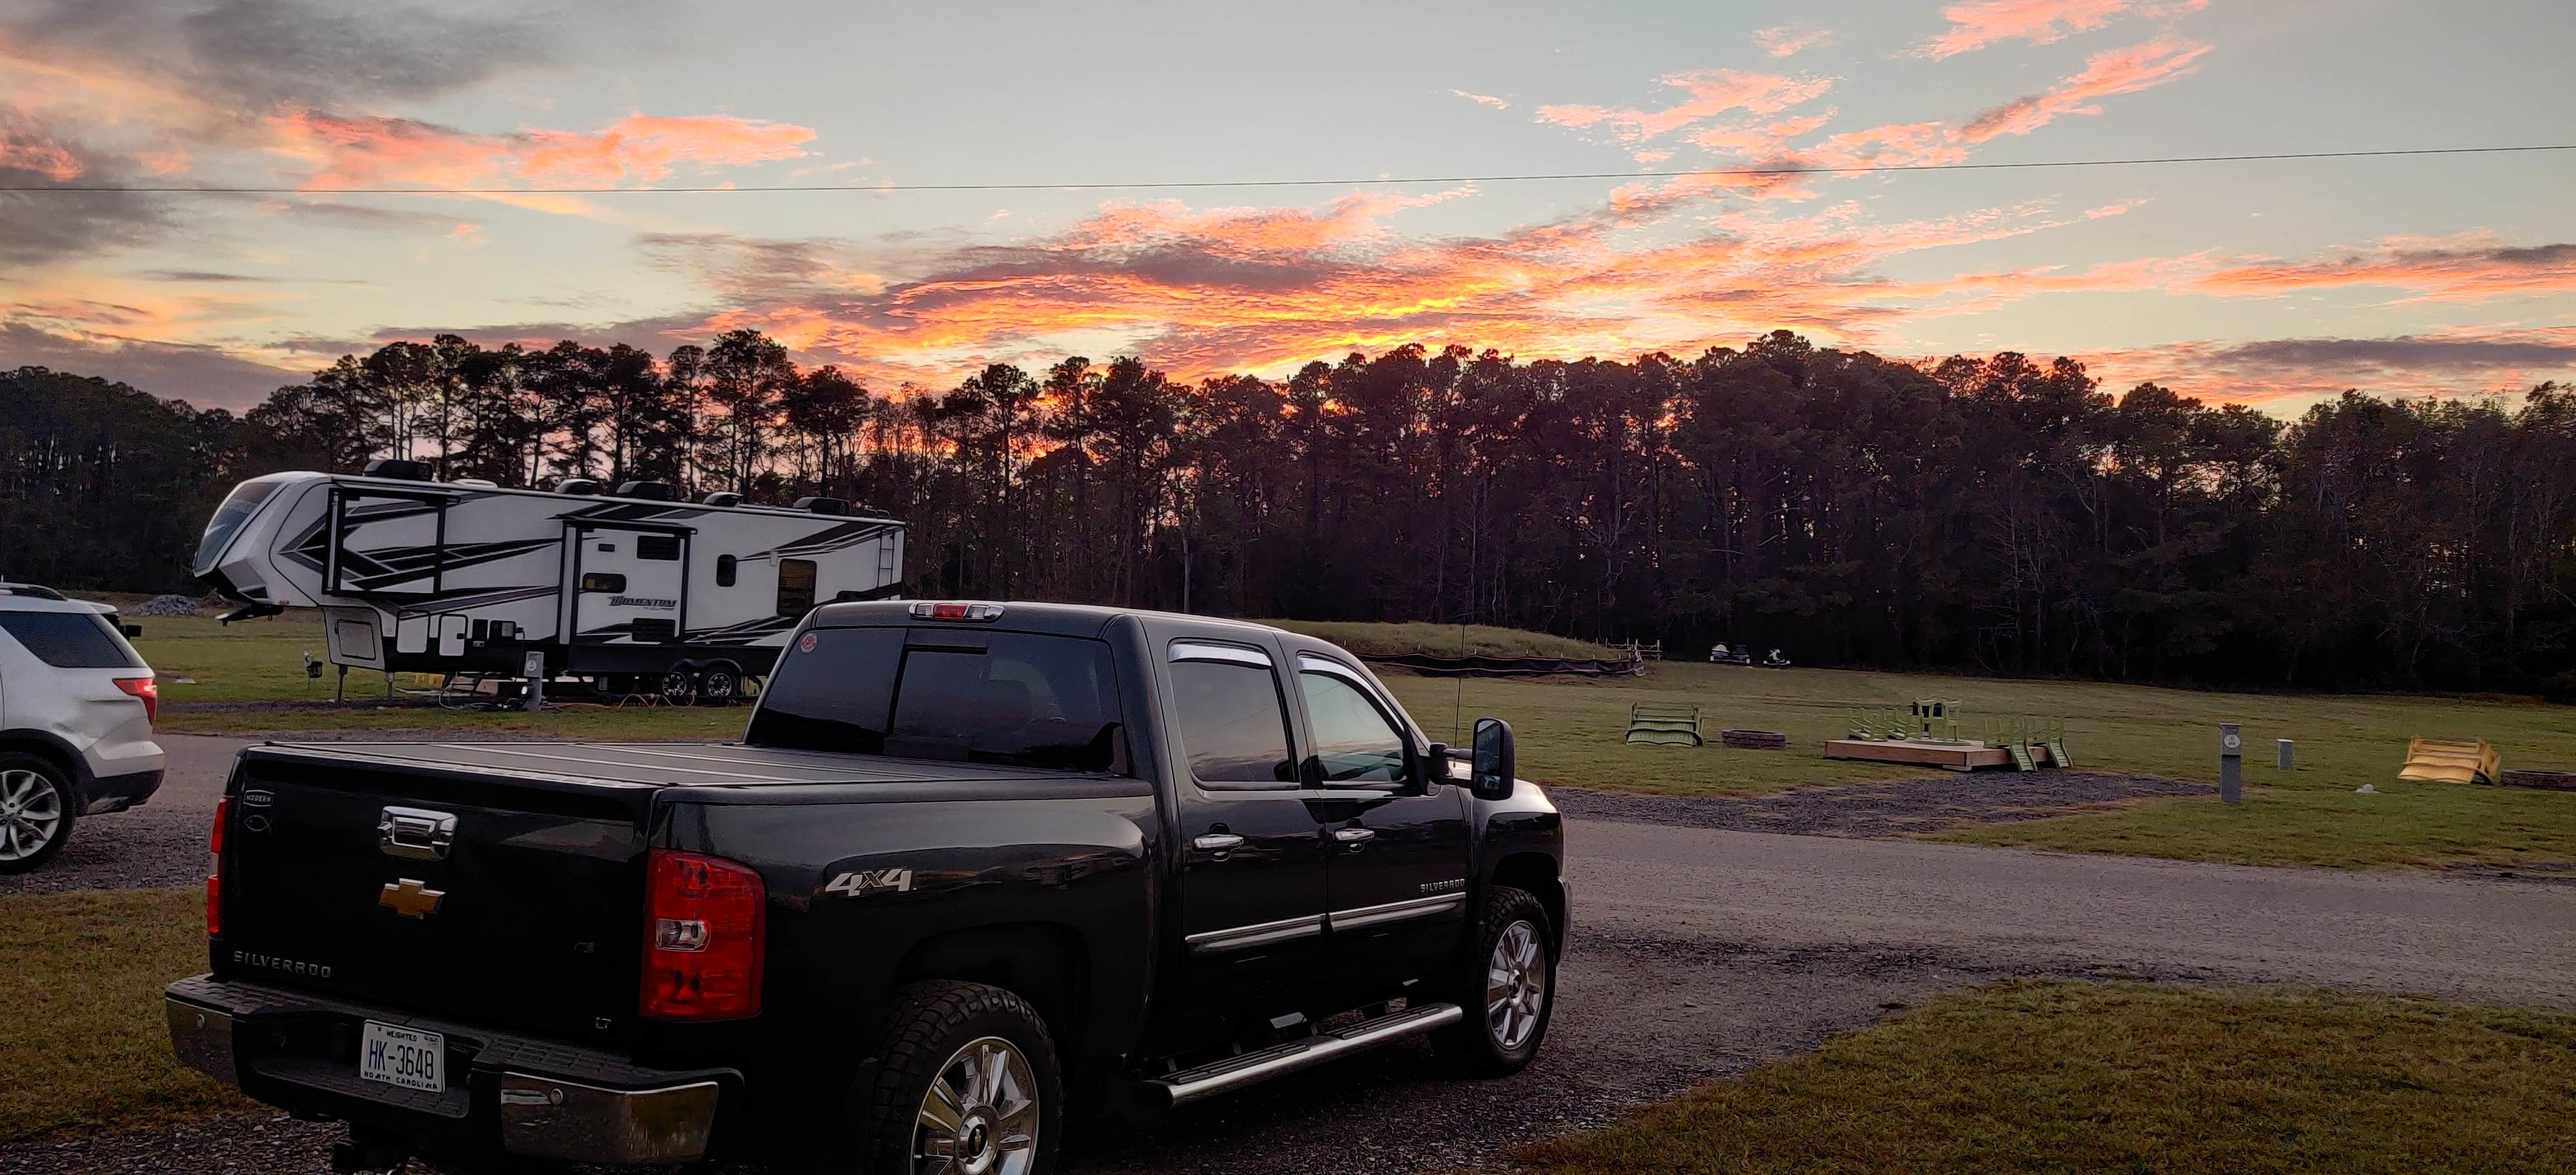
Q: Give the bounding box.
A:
[746,627,1124,772]
[0,611,146,669]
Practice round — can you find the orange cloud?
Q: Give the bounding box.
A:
[0,130,81,180]
[2186,233,2576,303]
[2081,325,2576,405]
[263,110,815,191]
[1957,35,2209,140]
[1450,90,1511,110]
[1909,0,2133,60]
[1537,70,1833,142]
[1752,26,1837,58]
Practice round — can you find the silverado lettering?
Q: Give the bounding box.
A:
[167,603,1566,1174]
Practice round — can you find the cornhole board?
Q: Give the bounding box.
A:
[1823,738,2061,772]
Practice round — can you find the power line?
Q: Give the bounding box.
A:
[7,144,2573,196]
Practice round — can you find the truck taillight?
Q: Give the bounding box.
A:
[205,798,227,938]
[640,849,765,1021]
[114,676,158,723]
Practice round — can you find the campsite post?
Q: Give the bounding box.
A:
[2219,723,2242,803]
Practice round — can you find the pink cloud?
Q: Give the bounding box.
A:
[1450,90,1512,110]
[1752,26,1837,58]
[264,110,817,193]
[1909,0,2133,60]
[1537,70,1833,142]
[1957,35,2210,140]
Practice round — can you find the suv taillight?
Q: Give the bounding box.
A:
[114,676,158,723]
[205,798,227,937]
[640,849,765,1020]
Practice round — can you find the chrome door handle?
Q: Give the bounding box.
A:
[1332,827,1376,844]
[1193,833,1245,852]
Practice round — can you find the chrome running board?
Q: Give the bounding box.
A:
[1150,1002,1463,1107]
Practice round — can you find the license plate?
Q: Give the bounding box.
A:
[359,1021,445,1094]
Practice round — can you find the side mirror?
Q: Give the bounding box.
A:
[1470,717,1516,800]
[121,624,144,638]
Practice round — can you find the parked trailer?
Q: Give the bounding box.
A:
[191,463,904,702]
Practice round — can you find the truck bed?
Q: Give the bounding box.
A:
[245,740,1123,799]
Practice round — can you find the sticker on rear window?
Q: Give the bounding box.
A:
[798,632,819,654]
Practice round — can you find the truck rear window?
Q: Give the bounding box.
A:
[0,611,146,669]
[747,627,1124,772]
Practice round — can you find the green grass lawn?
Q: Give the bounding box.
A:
[1520,979,2576,1175]
[1,889,246,1142]
[1262,620,1618,660]
[128,615,2576,870]
[1378,660,2576,872]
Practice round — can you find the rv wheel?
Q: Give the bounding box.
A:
[694,665,741,706]
[657,667,696,705]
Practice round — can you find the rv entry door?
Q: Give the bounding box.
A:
[567,524,690,647]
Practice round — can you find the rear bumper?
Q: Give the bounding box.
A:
[166,975,734,1165]
[80,766,163,814]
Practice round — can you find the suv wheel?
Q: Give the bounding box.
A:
[1431,885,1556,1075]
[0,754,75,874]
[842,980,1061,1175]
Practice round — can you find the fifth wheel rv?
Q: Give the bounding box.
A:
[192,461,904,702]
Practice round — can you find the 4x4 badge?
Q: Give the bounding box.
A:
[824,868,913,897]
[379,878,444,919]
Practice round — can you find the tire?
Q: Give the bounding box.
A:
[693,665,741,707]
[1430,885,1556,1076]
[0,753,77,875]
[829,980,1063,1175]
[656,667,695,706]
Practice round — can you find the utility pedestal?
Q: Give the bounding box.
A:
[2220,723,2243,803]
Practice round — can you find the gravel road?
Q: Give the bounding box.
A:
[1553,772,2213,838]
[9,745,2573,1174]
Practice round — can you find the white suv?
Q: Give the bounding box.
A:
[0,583,166,872]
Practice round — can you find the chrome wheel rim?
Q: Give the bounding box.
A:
[1485,919,1546,1052]
[914,1035,1039,1175]
[699,672,734,701]
[658,670,693,700]
[0,769,65,862]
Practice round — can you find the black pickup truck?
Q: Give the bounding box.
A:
[167,602,1566,1173]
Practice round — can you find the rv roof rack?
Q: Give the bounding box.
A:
[703,491,745,507]
[363,459,433,482]
[554,477,601,495]
[615,481,679,501]
[794,496,850,516]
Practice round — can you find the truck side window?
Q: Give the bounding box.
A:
[1168,642,1296,785]
[1297,661,1407,783]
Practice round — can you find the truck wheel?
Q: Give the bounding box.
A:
[656,667,695,705]
[693,665,741,707]
[850,980,1061,1175]
[0,754,76,874]
[1431,886,1555,1076]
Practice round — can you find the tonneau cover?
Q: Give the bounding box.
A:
[247,740,1080,789]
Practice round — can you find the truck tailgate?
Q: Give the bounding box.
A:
[218,744,655,1040]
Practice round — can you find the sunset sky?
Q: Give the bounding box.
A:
[3,0,2571,412]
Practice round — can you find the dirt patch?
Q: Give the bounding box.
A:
[1554,772,2214,838]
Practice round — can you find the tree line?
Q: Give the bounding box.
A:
[5,328,2573,696]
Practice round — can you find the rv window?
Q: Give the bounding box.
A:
[193,478,283,576]
[777,559,817,616]
[581,572,626,593]
[716,555,737,587]
[636,535,681,561]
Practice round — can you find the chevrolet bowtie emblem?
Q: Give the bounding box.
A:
[378,878,444,919]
